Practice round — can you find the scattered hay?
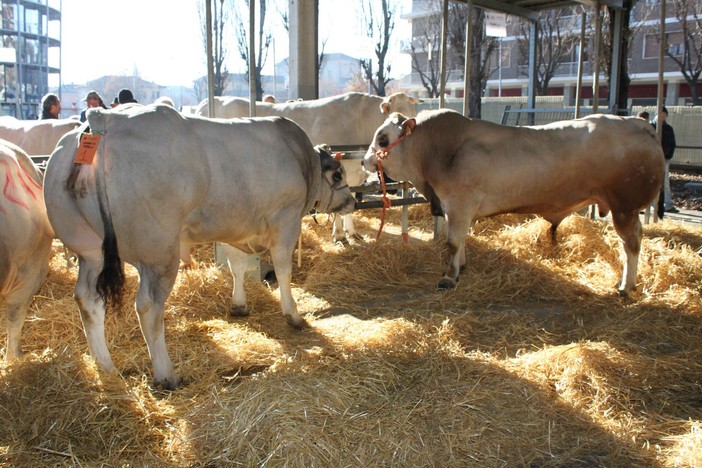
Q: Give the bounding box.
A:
[1,209,701,465]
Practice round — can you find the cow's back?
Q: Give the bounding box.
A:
[0,117,81,155]
[85,105,320,251]
[198,92,419,146]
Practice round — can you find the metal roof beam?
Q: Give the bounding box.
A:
[574,0,624,9]
[463,0,540,20]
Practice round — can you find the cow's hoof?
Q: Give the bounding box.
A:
[5,350,22,363]
[285,314,308,329]
[179,260,198,270]
[616,288,631,299]
[229,305,249,317]
[437,277,457,290]
[154,375,182,391]
[350,232,365,242]
[333,237,349,245]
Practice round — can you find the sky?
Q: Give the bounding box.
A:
[60,0,411,88]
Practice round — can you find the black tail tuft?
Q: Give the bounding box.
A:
[96,213,125,310]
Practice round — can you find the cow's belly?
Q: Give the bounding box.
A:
[468,178,602,219]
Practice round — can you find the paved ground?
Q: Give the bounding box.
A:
[663,207,702,226]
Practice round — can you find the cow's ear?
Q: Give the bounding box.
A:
[380,96,395,114]
[402,118,417,136]
[318,149,341,172]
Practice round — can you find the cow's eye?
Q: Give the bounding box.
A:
[333,170,342,183]
[378,134,389,148]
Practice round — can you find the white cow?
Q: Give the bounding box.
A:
[44,104,356,389]
[0,116,81,156]
[153,96,175,108]
[0,139,54,361]
[196,92,421,242]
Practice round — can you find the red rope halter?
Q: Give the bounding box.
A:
[373,134,407,242]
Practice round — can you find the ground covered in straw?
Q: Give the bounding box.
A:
[1,205,701,466]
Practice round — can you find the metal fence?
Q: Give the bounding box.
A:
[499,106,595,126]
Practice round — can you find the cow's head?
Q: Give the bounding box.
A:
[379,93,422,116]
[363,112,416,175]
[314,144,356,215]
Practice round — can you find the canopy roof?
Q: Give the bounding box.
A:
[454,0,624,20]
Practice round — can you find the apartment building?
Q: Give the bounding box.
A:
[402,0,701,107]
[0,0,60,119]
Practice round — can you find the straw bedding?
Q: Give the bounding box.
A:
[1,206,701,466]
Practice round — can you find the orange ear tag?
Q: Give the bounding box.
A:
[74,133,101,164]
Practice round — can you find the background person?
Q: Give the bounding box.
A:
[653,107,678,214]
[40,93,61,119]
[117,88,138,104]
[80,90,108,122]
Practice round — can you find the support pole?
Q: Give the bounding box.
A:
[527,21,537,125]
[656,0,666,138]
[462,1,473,117]
[205,0,215,118]
[249,0,256,116]
[592,3,601,113]
[289,0,318,100]
[575,12,586,118]
[608,8,623,114]
[439,0,449,108]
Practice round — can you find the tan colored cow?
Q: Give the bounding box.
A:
[0,139,53,361]
[363,109,664,295]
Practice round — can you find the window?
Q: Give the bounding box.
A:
[644,31,684,58]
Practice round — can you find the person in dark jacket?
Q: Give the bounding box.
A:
[653,106,678,215]
[117,88,138,104]
[39,93,61,119]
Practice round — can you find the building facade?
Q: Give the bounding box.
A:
[0,0,60,119]
[402,0,702,108]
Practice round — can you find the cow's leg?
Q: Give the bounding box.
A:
[221,244,249,316]
[343,214,363,241]
[135,261,180,390]
[611,211,642,296]
[75,255,118,373]
[5,299,31,361]
[179,242,197,270]
[438,210,472,290]
[332,215,346,243]
[5,257,49,361]
[269,223,305,328]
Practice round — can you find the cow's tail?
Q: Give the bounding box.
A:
[89,109,125,310]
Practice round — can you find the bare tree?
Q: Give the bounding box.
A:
[192,77,208,103]
[233,0,272,100]
[517,7,582,96]
[360,0,401,96]
[198,0,230,96]
[449,5,498,117]
[665,0,702,104]
[408,2,444,97]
